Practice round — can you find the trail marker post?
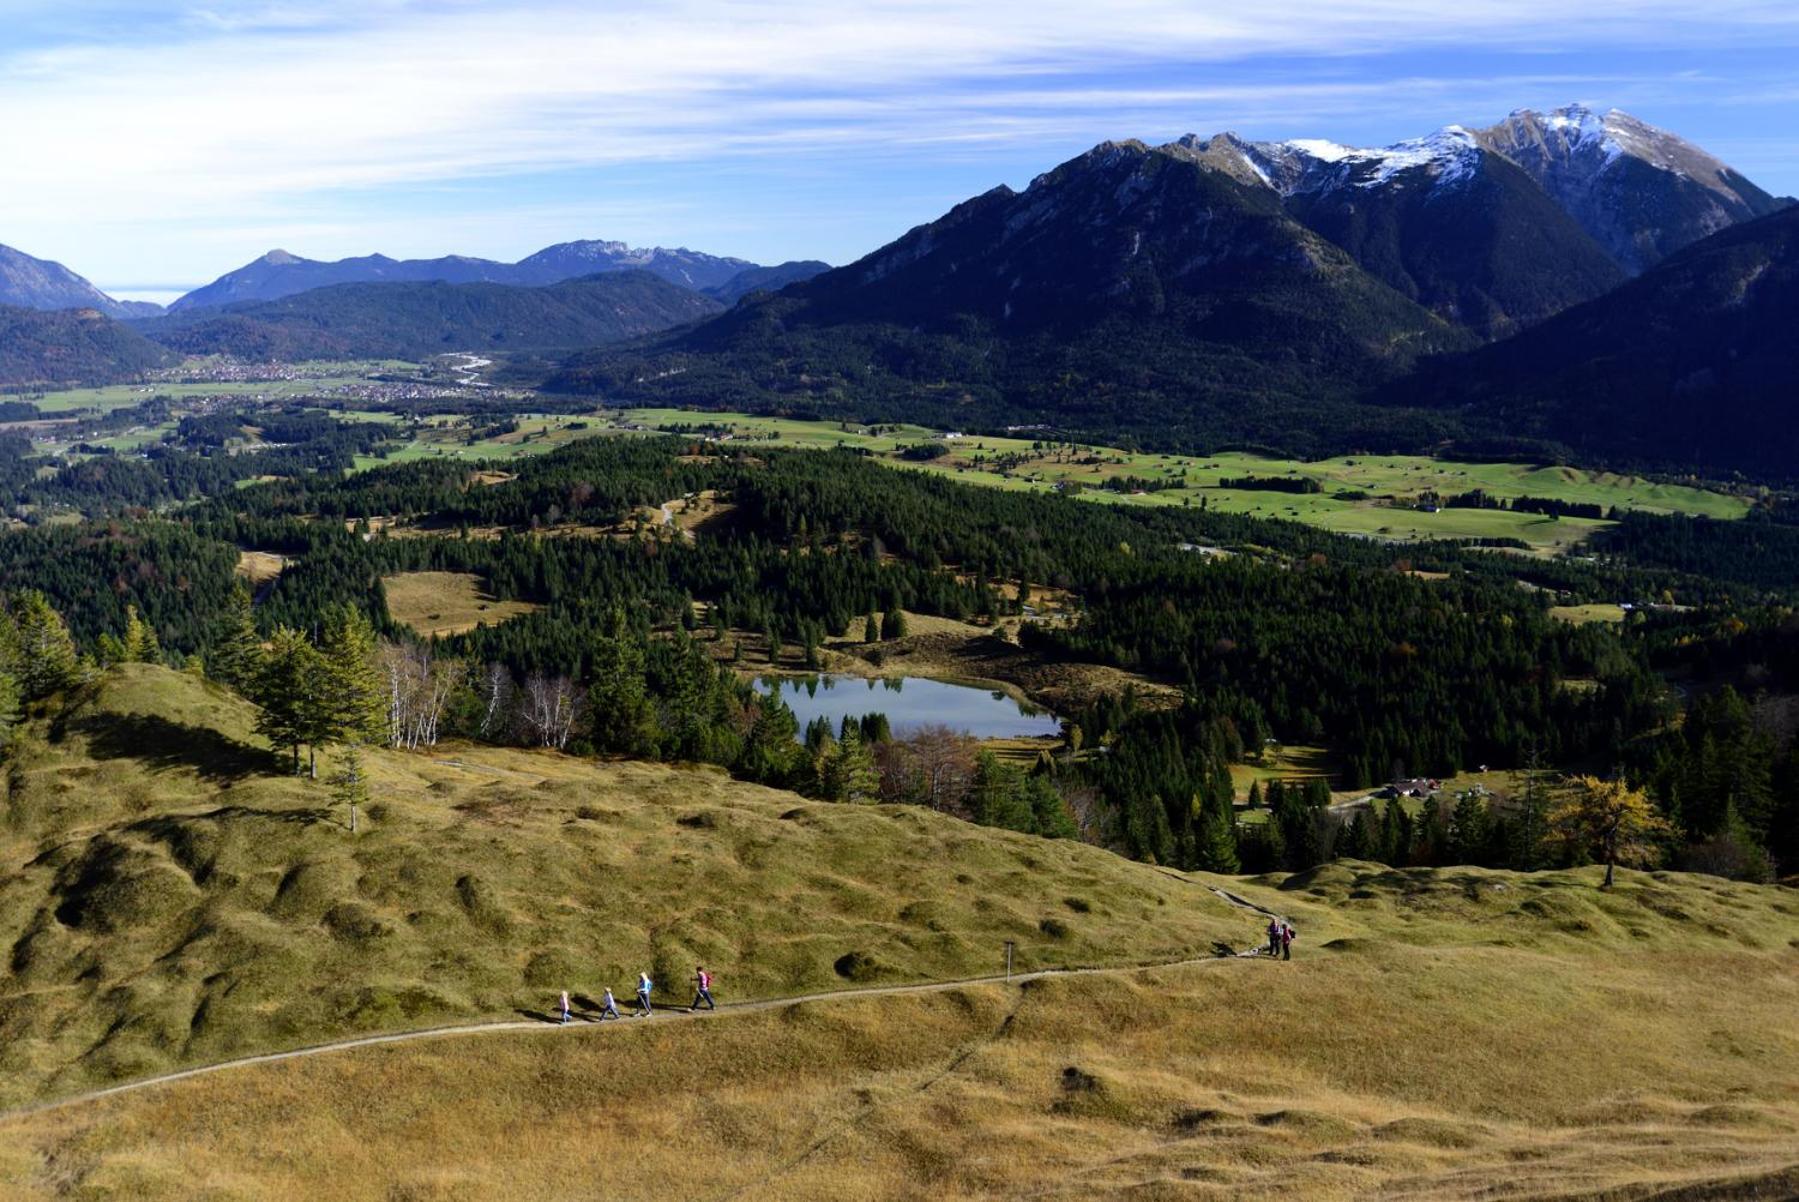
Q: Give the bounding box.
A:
[1004,941,1015,980]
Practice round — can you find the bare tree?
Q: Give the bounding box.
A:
[519,672,585,750]
[874,725,978,812]
[478,662,514,739]
[380,642,469,750]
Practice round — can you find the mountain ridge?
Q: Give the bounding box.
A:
[0,244,161,320]
[170,241,782,312]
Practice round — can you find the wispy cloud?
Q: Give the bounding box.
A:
[3,0,1797,278]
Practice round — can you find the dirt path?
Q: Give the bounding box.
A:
[0,888,1292,1124]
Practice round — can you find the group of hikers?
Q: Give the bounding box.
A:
[557,966,717,1024]
[553,926,1293,1024]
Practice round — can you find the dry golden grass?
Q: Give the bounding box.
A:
[232,550,287,585]
[2,868,1794,1200]
[0,665,1246,1112]
[382,570,541,636]
[1,668,1795,1199]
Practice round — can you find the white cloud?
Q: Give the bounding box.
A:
[3,0,1797,278]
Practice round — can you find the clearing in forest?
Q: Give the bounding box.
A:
[382,570,540,637]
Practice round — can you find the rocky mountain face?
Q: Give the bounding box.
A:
[1475,105,1787,274]
[0,244,158,319]
[1396,203,1799,479]
[1205,128,1629,337]
[171,242,772,312]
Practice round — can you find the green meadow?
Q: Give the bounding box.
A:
[605,409,1750,553]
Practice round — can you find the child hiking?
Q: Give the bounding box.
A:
[599,988,620,1020]
[692,966,716,1011]
[1281,923,1295,961]
[1267,917,1282,958]
[558,990,571,1025]
[636,972,654,1016]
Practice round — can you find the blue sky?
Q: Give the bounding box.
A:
[2,1,1797,298]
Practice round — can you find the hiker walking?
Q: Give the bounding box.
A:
[599,988,621,1021]
[1267,917,1282,958]
[1281,923,1295,961]
[692,965,716,1011]
[559,989,572,1025]
[636,972,654,1016]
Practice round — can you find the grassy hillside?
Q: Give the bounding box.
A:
[0,665,1248,1109]
[2,863,1793,1199]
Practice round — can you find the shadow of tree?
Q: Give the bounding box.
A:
[73,712,278,784]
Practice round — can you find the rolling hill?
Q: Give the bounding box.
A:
[0,669,1792,1199]
[548,138,1475,453]
[0,305,169,388]
[139,271,723,360]
[1399,203,1799,479]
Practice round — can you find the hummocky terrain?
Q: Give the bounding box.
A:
[0,666,1792,1200]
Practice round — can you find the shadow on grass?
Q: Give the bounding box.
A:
[516,1008,571,1025]
[73,713,277,784]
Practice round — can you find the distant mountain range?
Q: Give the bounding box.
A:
[549,103,1794,475]
[139,271,724,361]
[167,242,826,313]
[552,137,1479,453]
[0,244,159,320]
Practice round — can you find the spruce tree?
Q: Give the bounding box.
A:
[122,605,161,664]
[1193,797,1240,873]
[319,606,385,756]
[882,607,907,641]
[210,581,265,693]
[11,591,79,700]
[331,741,371,834]
[255,627,323,775]
[863,613,879,643]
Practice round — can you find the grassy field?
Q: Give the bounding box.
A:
[22,360,414,414]
[1,862,1792,1199]
[0,665,1251,1112]
[600,410,1750,554]
[383,570,543,636]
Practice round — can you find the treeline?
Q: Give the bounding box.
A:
[1218,475,1322,494]
[1444,490,1606,520]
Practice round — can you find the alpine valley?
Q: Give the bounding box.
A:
[1,89,1797,1202]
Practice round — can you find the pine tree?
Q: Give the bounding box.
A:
[331,741,371,834]
[256,626,324,774]
[210,580,265,693]
[882,607,907,641]
[122,605,161,664]
[821,724,879,802]
[317,606,385,772]
[11,591,79,700]
[1193,797,1240,873]
[862,612,879,643]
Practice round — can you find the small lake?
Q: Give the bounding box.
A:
[757,674,1060,741]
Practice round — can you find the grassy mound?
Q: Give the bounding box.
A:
[0,665,1246,1108]
[1,876,1793,1200]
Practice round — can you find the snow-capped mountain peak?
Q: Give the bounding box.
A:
[1232,125,1483,197]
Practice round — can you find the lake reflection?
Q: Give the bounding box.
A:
[757,674,1060,741]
